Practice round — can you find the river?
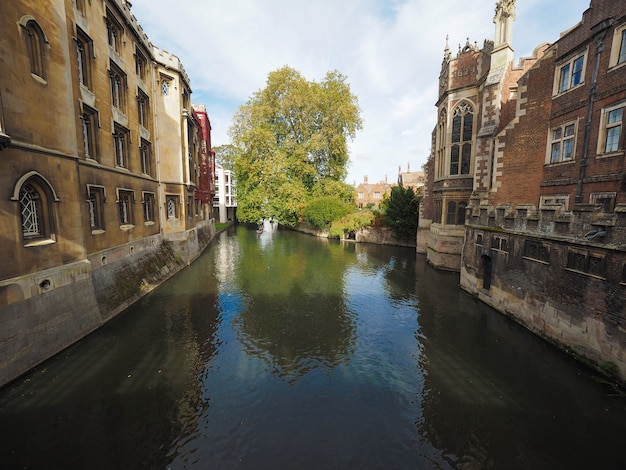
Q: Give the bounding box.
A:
[1,224,625,469]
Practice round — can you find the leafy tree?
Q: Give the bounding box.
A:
[380,186,419,240]
[213,144,238,171]
[328,210,375,238]
[230,66,362,225]
[302,196,353,229]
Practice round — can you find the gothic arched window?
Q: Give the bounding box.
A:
[450,102,474,176]
[14,174,58,243]
[436,108,447,179]
[20,17,48,80]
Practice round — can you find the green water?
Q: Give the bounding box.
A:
[1,225,625,469]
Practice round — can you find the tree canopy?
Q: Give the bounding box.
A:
[230,66,362,225]
[380,186,420,240]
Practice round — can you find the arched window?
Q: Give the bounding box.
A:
[446,200,467,225]
[436,108,447,179]
[13,173,58,243]
[20,17,48,80]
[450,102,473,176]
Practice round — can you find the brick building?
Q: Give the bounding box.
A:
[355,175,393,209]
[421,0,626,382]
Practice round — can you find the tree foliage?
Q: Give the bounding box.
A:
[328,210,375,238]
[213,144,238,171]
[230,66,362,225]
[302,196,353,229]
[380,186,420,240]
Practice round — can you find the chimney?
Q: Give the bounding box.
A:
[364,175,368,184]
[407,162,411,172]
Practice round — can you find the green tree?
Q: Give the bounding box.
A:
[302,196,353,229]
[230,66,362,225]
[381,186,419,240]
[213,144,238,171]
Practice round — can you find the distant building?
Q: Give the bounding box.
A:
[213,165,237,222]
[397,164,424,194]
[355,176,393,209]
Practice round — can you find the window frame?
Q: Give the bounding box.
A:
[449,102,473,176]
[609,23,626,69]
[20,17,48,81]
[137,89,150,128]
[86,184,106,233]
[554,52,586,95]
[81,104,99,160]
[13,173,58,246]
[597,103,624,156]
[116,188,135,227]
[75,28,93,89]
[139,138,152,176]
[166,195,179,219]
[109,62,127,112]
[547,120,577,164]
[135,48,148,83]
[113,124,130,169]
[105,10,123,55]
[142,191,156,224]
[539,195,570,211]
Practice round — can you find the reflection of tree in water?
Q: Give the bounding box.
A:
[233,227,356,381]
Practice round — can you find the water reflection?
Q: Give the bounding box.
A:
[1,226,626,469]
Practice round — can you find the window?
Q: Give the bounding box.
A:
[81,105,99,160]
[76,29,93,89]
[598,104,624,154]
[21,18,48,80]
[106,11,123,54]
[450,102,473,175]
[87,185,105,232]
[142,192,155,223]
[161,77,170,96]
[135,49,147,82]
[137,89,149,128]
[549,122,576,163]
[139,139,152,175]
[15,174,57,244]
[436,108,447,179]
[491,235,508,252]
[374,192,381,199]
[566,249,605,278]
[590,192,616,213]
[540,195,569,210]
[446,200,467,225]
[556,54,585,93]
[358,192,364,199]
[109,63,126,111]
[117,189,134,226]
[609,24,626,68]
[186,196,193,219]
[166,195,179,218]
[113,125,130,168]
[523,240,550,263]
[74,0,86,16]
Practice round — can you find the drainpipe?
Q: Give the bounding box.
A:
[575,20,612,203]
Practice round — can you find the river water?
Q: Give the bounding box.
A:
[1,225,625,469]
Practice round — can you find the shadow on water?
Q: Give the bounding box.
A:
[0,225,625,469]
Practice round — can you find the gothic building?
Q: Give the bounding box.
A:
[420,0,626,382]
[0,0,216,386]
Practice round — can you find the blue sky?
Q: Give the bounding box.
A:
[130,0,591,185]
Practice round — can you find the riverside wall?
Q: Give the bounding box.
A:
[0,219,217,387]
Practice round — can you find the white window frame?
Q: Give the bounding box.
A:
[609,22,626,70]
[547,120,577,164]
[597,102,624,156]
[554,51,587,95]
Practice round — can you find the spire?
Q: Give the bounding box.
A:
[443,34,451,61]
[493,0,516,49]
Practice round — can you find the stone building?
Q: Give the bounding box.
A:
[0,0,215,386]
[421,0,626,382]
[213,164,237,223]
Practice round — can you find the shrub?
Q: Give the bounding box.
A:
[302,196,353,229]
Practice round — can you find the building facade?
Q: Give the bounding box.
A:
[213,164,237,223]
[421,0,626,382]
[355,175,393,209]
[0,0,216,386]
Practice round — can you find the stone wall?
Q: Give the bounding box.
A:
[461,203,626,382]
[0,221,216,387]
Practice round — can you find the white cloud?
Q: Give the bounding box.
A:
[130,0,591,184]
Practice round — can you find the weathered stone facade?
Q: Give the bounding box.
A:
[0,0,216,387]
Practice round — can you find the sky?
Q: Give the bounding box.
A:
[129,0,591,185]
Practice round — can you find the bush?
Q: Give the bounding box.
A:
[380,186,419,240]
[302,196,353,229]
[328,210,375,238]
